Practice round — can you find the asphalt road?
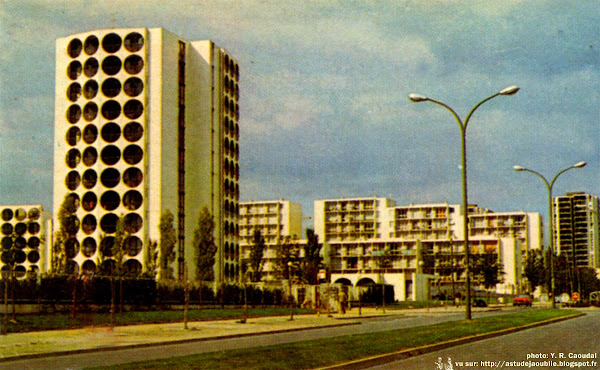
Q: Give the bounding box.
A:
[0,308,541,369]
[368,309,600,370]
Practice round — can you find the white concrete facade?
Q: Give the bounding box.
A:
[53,28,239,283]
[314,197,542,300]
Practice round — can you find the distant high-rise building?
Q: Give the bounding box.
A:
[53,28,239,283]
[553,192,599,269]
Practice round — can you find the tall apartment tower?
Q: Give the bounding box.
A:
[53,28,240,283]
[553,192,599,269]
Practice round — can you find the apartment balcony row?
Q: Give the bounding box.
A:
[392,231,449,240]
[324,203,375,213]
[239,207,281,216]
[394,212,449,221]
[325,216,375,224]
[239,217,283,225]
[394,223,450,231]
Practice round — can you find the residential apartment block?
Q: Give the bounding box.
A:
[0,205,52,278]
[239,200,303,280]
[314,197,542,300]
[553,192,599,269]
[53,28,239,283]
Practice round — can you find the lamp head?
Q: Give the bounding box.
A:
[409,93,428,102]
[573,161,587,168]
[513,165,526,172]
[500,86,520,96]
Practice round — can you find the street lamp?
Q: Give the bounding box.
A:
[287,261,294,321]
[409,86,519,320]
[513,161,587,308]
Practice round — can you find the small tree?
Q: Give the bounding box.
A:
[472,253,504,301]
[249,230,265,283]
[300,229,321,285]
[112,216,129,313]
[53,194,79,274]
[159,210,177,281]
[193,207,217,282]
[275,236,300,280]
[143,240,158,279]
[524,249,545,293]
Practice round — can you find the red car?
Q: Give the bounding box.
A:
[513,295,533,307]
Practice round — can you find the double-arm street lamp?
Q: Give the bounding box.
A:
[409,86,519,320]
[513,161,587,308]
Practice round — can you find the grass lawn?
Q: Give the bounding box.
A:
[3,307,315,333]
[92,309,579,370]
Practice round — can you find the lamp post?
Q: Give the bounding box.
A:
[287,261,294,321]
[513,161,587,308]
[409,86,519,320]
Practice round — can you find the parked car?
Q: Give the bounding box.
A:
[472,298,487,307]
[513,295,533,307]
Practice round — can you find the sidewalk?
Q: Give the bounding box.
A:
[0,305,491,362]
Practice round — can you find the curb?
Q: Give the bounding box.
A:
[0,321,360,363]
[318,312,585,370]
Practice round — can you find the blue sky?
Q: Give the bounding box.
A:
[0,0,598,229]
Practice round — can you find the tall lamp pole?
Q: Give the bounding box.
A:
[513,161,587,308]
[409,86,519,320]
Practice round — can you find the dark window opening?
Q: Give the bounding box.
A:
[82,147,98,167]
[67,83,81,102]
[84,35,99,55]
[100,168,121,188]
[67,38,82,58]
[123,167,143,188]
[101,122,121,143]
[123,122,143,142]
[101,55,122,76]
[84,58,99,78]
[102,78,121,98]
[100,190,120,211]
[102,33,122,53]
[123,145,143,165]
[82,192,97,212]
[124,55,144,74]
[83,80,99,99]
[101,100,121,120]
[83,124,98,144]
[124,32,144,52]
[82,169,97,189]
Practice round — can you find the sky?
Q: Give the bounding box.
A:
[0,0,598,230]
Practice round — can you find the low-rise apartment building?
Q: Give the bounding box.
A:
[314,197,542,300]
[239,200,303,280]
[0,205,52,279]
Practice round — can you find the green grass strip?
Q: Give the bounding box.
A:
[4,308,315,333]
[92,309,578,370]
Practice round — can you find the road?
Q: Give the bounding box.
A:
[0,309,511,369]
[369,309,600,370]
